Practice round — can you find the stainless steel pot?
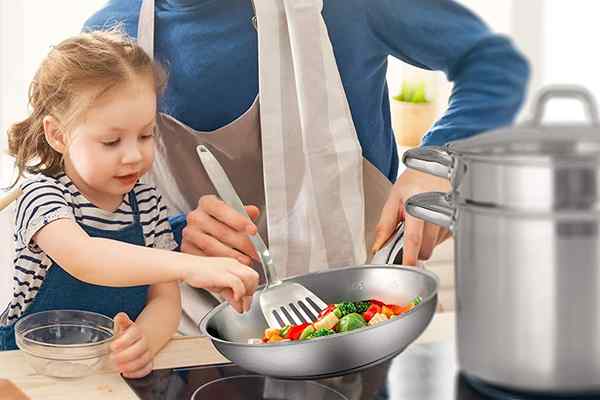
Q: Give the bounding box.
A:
[403,86,600,394]
[200,262,438,379]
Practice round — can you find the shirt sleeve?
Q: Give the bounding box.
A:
[148,190,178,251]
[366,0,531,145]
[14,178,75,251]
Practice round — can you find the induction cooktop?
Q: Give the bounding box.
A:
[124,341,600,399]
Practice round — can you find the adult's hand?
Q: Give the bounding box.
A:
[181,195,260,266]
[372,168,452,266]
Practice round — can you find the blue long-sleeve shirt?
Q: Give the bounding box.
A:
[84,0,529,184]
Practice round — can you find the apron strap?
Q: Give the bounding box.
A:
[137,0,155,59]
[128,190,141,225]
[283,0,358,264]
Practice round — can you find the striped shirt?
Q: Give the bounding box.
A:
[0,173,177,325]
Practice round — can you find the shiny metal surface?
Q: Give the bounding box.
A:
[454,207,600,394]
[197,145,328,327]
[405,193,455,229]
[404,86,600,393]
[409,196,600,393]
[200,266,438,379]
[196,145,277,285]
[369,224,405,265]
[403,87,600,210]
[526,85,599,127]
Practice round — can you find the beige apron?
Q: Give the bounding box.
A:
[137,0,393,335]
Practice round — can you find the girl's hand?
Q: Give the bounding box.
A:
[0,379,30,400]
[181,195,260,265]
[110,313,153,379]
[182,257,259,314]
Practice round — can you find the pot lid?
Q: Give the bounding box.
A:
[447,86,600,162]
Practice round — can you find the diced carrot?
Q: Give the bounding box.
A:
[381,305,395,318]
[265,328,281,340]
[268,335,284,343]
[390,304,410,315]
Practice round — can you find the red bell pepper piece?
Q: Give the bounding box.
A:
[318,304,336,319]
[363,303,381,322]
[368,299,385,307]
[287,323,310,341]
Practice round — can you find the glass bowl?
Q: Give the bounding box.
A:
[15,310,115,378]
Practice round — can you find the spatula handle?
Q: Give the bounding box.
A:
[196,145,280,286]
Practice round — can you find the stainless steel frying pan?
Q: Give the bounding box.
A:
[200,259,438,379]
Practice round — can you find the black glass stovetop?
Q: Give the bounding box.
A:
[124,342,600,400]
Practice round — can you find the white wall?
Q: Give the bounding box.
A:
[0,1,24,315]
[538,0,600,123]
[0,0,105,314]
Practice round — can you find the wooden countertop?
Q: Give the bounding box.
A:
[0,312,456,400]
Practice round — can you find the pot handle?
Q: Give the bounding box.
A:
[405,192,456,230]
[527,85,600,127]
[402,146,454,179]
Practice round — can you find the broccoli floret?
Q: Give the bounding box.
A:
[353,301,370,314]
[335,302,357,318]
[409,296,423,306]
[307,328,335,339]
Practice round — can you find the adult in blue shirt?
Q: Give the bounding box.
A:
[85,0,528,277]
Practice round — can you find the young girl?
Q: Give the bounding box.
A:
[0,30,259,378]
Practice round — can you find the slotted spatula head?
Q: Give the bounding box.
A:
[259,281,328,328]
[196,145,327,328]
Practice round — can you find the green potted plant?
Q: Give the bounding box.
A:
[390,80,437,147]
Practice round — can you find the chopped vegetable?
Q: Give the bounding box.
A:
[287,323,310,341]
[318,304,336,318]
[334,302,357,318]
[268,334,284,343]
[264,328,281,340]
[306,328,335,339]
[280,325,291,338]
[299,325,316,340]
[314,312,339,331]
[381,305,395,319]
[353,301,371,314]
[368,313,389,326]
[363,303,381,322]
[390,304,410,315]
[368,299,385,307]
[255,297,423,344]
[338,313,367,332]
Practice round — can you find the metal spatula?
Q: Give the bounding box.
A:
[196,145,328,328]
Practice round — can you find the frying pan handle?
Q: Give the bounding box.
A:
[405,192,455,230]
[370,223,404,265]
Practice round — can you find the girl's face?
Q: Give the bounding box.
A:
[63,77,157,209]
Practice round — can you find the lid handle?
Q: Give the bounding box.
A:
[529,85,600,127]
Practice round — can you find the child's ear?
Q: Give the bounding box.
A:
[42,115,67,154]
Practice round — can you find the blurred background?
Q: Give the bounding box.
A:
[0,0,596,304]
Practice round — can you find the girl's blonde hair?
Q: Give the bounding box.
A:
[7,29,167,186]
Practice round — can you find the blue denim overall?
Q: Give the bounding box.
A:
[0,190,149,350]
